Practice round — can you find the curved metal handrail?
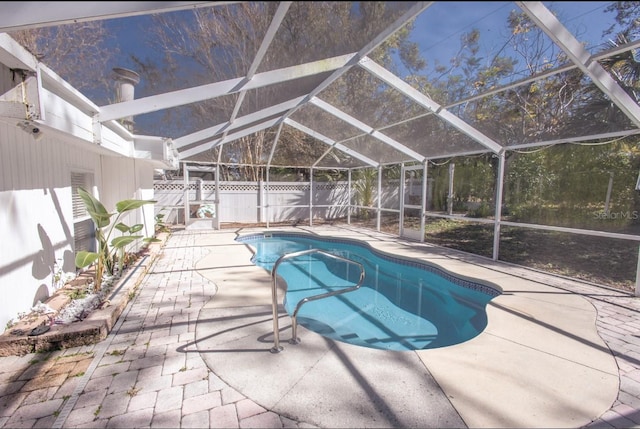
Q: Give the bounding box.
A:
[270,249,365,353]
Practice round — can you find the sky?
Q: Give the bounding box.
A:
[91,1,623,135]
[103,2,619,77]
[402,1,617,79]
[104,14,160,72]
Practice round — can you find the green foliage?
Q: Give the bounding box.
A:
[353,168,377,219]
[504,141,640,229]
[467,202,493,218]
[428,155,496,215]
[66,288,88,300]
[425,140,640,229]
[74,252,98,270]
[154,212,170,233]
[74,187,156,290]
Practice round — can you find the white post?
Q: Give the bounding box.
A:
[493,151,506,261]
[309,168,313,226]
[347,169,352,224]
[183,163,190,226]
[266,167,270,228]
[604,172,614,215]
[377,165,382,231]
[257,179,263,224]
[448,163,455,215]
[420,161,428,242]
[214,164,220,229]
[399,163,405,236]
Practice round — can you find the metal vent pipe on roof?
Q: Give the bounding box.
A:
[113,67,140,132]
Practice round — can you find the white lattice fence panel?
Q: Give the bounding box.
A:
[153,180,356,224]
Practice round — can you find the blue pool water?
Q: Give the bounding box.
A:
[236,232,501,351]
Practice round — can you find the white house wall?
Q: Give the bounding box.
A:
[136,162,156,239]
[100,156,156,252]
[0,120,99,330]
[0,120,156,333]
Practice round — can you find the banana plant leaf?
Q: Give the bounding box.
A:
[116,199,157,213]
[129,224,144,233]
[111,235,142,249]
[114,222,130,233]
[75,250,99,268]
[78,187,112,228]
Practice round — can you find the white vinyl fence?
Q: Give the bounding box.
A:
[154,180,361,224]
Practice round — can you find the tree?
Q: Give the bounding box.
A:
[9,22,120,105]
[603,2,640,42]
[133,2,427,179]
[598,32,640,103]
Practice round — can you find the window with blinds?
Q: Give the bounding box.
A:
[71,172,96,254]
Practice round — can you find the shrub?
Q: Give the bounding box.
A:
[74,187,157,290]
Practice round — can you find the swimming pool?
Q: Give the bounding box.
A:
[237,232,501,351]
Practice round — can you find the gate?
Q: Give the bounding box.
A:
[183,163,219,229]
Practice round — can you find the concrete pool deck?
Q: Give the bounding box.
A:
[1,224,639,428]
[193,225,619,428]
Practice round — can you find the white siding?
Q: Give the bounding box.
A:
[99,157,156,253]
[0,120,155,332]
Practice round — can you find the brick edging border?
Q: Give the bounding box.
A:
[0,232,171,356]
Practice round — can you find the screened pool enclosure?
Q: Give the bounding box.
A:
[3,1,640,295]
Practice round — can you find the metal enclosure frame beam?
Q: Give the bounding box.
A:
[0,2,229,32]
[310,97,426,163]
[285,119,379,168]
[518,1,640,127]
[359,57,503,154]
[99,53,356,124]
